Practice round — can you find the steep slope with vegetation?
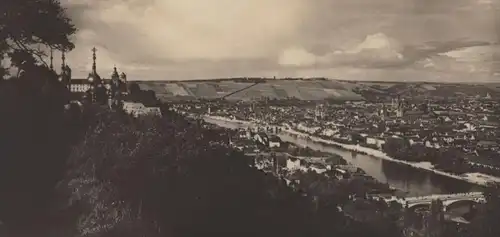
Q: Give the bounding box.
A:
[1,1,500,237]
[57,106,315,237]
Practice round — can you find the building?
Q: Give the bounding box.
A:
[381,96,405,118]
[122,102,162,117]
[69,79,90,93]
[55,47,128,103]
[268,135,281,148]
[58,50,71,89]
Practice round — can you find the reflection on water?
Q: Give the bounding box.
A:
[204,118,483,196]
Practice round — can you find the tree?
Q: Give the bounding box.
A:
[0,0,76,77]
[470,185,500,237]
[433,148,470,174]
[128,82,141,97]
[383,137,410,160]
[0,77,73,228]
[57,107,317,237]
[0,0,76,229]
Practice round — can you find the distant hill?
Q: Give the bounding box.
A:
[350,81,500,99]
[132,78,500,102]
[135,79,364,102]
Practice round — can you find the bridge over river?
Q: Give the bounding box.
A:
[202,115,485,196]
[377,192,486,211]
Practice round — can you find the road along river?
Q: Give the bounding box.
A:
[203,116,483,197]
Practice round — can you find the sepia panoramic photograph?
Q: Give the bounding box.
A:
[1,0,500,236]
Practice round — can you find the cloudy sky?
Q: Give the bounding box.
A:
[58,0,500,82]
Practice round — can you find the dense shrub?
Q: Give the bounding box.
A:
[0,76,404,237]
[0,75,72,227]
[58,106,314,237]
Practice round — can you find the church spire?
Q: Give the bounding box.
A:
[86,47,101,84]
[91,47,97,74]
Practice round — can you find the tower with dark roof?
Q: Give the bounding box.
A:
[110,66,121,95]
[58,50,71,89]
[120,72,127,83]
[85,47,107,104]
[87,47,102,85]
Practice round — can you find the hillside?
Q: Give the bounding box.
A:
[349,81,500,100]
[136,79,364,101]
[133,78,500,102]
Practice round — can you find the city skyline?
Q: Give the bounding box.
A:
[59,0,499,82]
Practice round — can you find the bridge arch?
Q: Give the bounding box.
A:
[408,203,432,212]
[444,199,480,211]
[383,192,486,212]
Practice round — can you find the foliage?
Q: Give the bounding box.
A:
[0,0,76,227]
[325,154,347,166]
[0,74,409,237]
[433,148,470,174]
[382,137,411,159]
[469,184,500,237]
[382,138,472,174]
[351,133,366,144]
[58,107,316,237]
[125,82,159,106]
[0,3,407,236]
[0,72,72,227]
[0,0,76,77]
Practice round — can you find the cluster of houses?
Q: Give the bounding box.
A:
[174,98,492,237]
[228,128,360,182]
[196,97,500,169]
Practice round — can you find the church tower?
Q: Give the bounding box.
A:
[108,66,121,109]
[380,103,386,120]
[120,72,127,83]
[85,47,107,104]
[111,66,119,79]
[119,71,128,94]
[87,47,102,85]
[396,105,403,118]
[109,66,121,97]
[396,96,404,118]
[58,50,71,90]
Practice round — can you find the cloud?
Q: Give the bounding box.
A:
[61,0,309,76]
[278,47,317,67]
[278,33,404,67]
[56,0,499,81]
[344,33,403,60]
[418,45,500,74]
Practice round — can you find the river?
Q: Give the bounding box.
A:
[204,117,483,197]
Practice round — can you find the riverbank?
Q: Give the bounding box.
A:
[203,115,500,187]
[283,129,500,187]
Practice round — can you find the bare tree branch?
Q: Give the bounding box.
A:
[11,39,49,68]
